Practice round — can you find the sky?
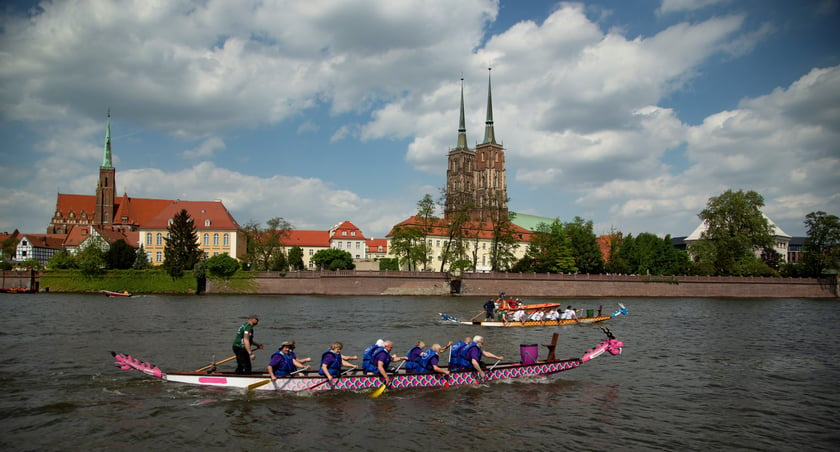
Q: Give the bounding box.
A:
[1,0,838,240]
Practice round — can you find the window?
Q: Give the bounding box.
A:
[346,241,351,249]
[223,234,229,246]
[213,233,219,246]
[351,231,356,237]
[342,231,347,236]
[203,233,209,246]
[146,233,152,246]
[337,242,343,249]
[378,246,383,252]
[482,243,486,249]
[356,242,360,249]
[155,251,162,262]
[436,240,440,247]
[428,240,432,247]
[168,219,173,226]
[309,249,314,256]
[205,219,211,227]
[156,233,163,246]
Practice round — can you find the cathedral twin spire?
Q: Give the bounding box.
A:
[455,68,496,149]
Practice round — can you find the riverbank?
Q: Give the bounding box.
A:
[4,270,836,297]
[209,271,838,298]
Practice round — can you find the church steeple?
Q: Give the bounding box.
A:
[456,78,468,150]
[102,109,113,168]
[482,68,496,145]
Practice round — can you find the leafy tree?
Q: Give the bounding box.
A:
[565,217,604,274]
[519,219,577,273]
[133,244,149,270]
[389,225,426,271]
[163,208,202,279]
[48,249,77,269]
[287,245,304,271]
[485,193,519,272]
[311,248,355,270]
[269,251,288,271]
[802,211,840,277]
[617,233,691,275]
[107,239,137,270]
[243,217,293,271]
[379,258,399,271]
[205,253,240,278]
[691,189,773,276]
[415,194,437,271]
[76,245,106,278]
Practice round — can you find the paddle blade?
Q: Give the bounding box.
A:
[370,384,386,398]
[247,379,272,391]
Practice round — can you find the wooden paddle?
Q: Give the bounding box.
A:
[247,368,307,391]
[194,355,236,373]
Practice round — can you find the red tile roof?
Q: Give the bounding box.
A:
[285,230,330,247]
[20,234,66,250]
[143,200,241,230]
[386,216,533,241]
[366,238,388,253]
[330,220,367,239]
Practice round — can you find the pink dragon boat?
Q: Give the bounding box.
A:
[111,329,625,393]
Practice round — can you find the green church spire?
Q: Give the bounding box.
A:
[456,78,468,149]
[483,68,496,145]
[102,109,113,168]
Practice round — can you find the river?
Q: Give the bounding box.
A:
[1,293,838,451]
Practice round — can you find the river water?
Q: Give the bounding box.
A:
[1,293,838,451]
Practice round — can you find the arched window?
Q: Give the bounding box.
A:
[213,233,219,246]
[156,233,163,246]
[223,234,229,246]
[146,233,152,246]
[203,233,209,246]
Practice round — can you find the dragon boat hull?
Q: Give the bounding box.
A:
[111,331,624,393]
[157,360,581,391]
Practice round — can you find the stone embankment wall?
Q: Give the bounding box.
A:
[207,271,839,298]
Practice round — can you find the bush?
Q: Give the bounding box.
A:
[206,253,240,279]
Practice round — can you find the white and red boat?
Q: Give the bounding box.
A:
[102,290,132,298]
[111,330,625,393]
[443,303,628,327]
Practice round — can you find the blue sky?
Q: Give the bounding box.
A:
[1,0,838,239]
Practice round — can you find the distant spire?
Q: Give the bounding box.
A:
[483,68,496,144]
[456,78,468,149]
[102,109,113,168]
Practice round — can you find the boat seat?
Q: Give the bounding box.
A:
[542,333,559,362]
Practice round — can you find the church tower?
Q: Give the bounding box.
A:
[444,70,508,222]
[94,110,116,226]
[473,68,508,221]
[445,78,476,219]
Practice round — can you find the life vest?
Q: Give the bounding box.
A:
[269,350,296,376]
[363,346,390,373]
[361,344,378,370]
[318,350,342,377]
[404,346,423,372]
[458,342,481,370]
[449,341,467,370]
[417,349,438,372]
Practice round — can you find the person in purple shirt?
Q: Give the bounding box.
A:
[462,335,504,379]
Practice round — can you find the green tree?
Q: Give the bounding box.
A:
[48,249,77,269]
[485,193,519,272]
[389,225,426,271]
[107,239,137,270]
[163,208,202,279]
[691,189,773,276]
[802,211,840,277]
[520,219,577,273]
[243,217,293,271]
[76,245,106,278]
[379,258,399,271]
[565,216,604,274]
[415,194,437,271]
[287,245,304,271]
[133,244,149,270]
[311,248,355,270]
[205,253,240,278]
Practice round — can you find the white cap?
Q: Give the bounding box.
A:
[375,339,385,347]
